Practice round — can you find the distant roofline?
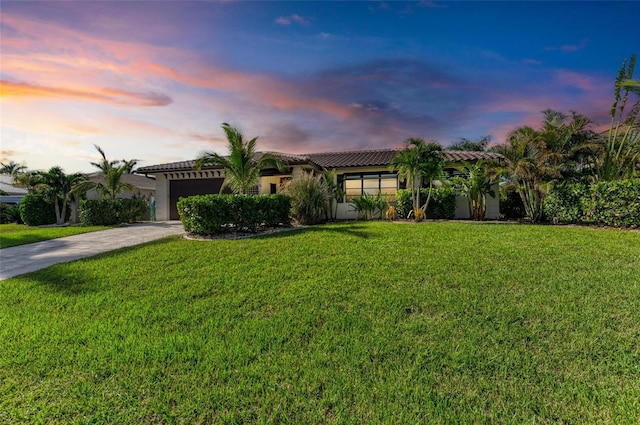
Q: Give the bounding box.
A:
[136,148,504,174]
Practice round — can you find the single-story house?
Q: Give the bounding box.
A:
[0,175,28,205]
[136,149,504,221]
[85,172,156,201]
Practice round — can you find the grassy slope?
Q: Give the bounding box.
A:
[1,222,639,424]
[0,224,112,248]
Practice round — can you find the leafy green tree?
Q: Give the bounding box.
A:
[195,123,286,194]
[34,166,87,225]
[390,138,444,218]
[595,54,640,181]
[451,159,498,221]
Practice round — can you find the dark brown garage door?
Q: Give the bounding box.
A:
[169,178,231,220]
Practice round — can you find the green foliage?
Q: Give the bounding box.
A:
[80,145,139,200]
[595,55,640,181]
[395,188,456,219]
[0,203,22,224]
[424,186,456,219]
[33,166,86,225]
[500,189,526,220]
[451,159,498,221]
[323,169,345,220]
[350,192,386,220]
[18,194,56,226]
[177,194,291,234]
[543,183,589,224]
[586,179,640,227]
[286,172,330,225]
[390,138,444,212]
[195,123,286,194]
[544,179,640,227]
[79,198,148,226]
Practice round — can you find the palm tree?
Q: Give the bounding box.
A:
[34,166,87,225]
[75,145,139,199]
[491,127,554,223]
[0,160,27,182]
[594,55,640,181]
[389,138,443,218]
[195,123,286,194]
[451,159,498,221]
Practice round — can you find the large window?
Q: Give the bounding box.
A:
[343,173,398,202]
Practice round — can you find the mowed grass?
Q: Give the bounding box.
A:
[0,224,112,248]
[1,222,639,424]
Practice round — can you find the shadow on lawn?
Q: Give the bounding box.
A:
[256,222,376,240]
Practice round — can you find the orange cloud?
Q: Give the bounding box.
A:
[0,80,172,106]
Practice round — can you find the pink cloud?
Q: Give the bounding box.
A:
[275,14,309,26]
[545,40,587,53]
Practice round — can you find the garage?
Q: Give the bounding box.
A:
[169,178,231,220]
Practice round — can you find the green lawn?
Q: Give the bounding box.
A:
[0,224,112,248]
[1,222,639,423]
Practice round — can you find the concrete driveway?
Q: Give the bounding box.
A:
[0,221,184,281]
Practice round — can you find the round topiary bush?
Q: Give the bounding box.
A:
[19,194,56,226]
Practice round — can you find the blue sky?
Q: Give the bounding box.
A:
[1,1,638,172]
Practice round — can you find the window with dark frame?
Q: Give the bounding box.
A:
[342,172,398,202]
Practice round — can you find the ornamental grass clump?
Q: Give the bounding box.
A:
[286,171,330,225]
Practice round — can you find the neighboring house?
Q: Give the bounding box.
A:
[85,172,156,201]
[0,175,28,205]
[68,173,156,223]
[136,149,504,221]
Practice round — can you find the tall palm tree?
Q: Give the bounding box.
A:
[595,54,640,181]
[389,138,443,218]
[77,145,139,199]
[195,123,286,194]
[35,166,87,225]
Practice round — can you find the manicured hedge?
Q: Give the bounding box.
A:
[79,198,148,225]
[395,187,456,219]
[177,194,292,235]
[18,194,56,226]
[544,179,640,227]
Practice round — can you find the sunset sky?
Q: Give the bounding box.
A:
[1,1,638,173]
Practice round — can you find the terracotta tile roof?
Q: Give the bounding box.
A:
[136,149,504,173]
[443,151,504,163]
[306,149,399,168]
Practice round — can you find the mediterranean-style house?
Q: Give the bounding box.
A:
[136,149,504,221]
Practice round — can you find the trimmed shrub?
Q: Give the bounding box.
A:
[0,203,22,224]
[19,194,56,226]
[424,186,456,219]
[543,183,588,224]
[585,179,640,227]
[79,198,148,225]
[544,179,640,227]
[177,194,292,235]
[395,187,456,219]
